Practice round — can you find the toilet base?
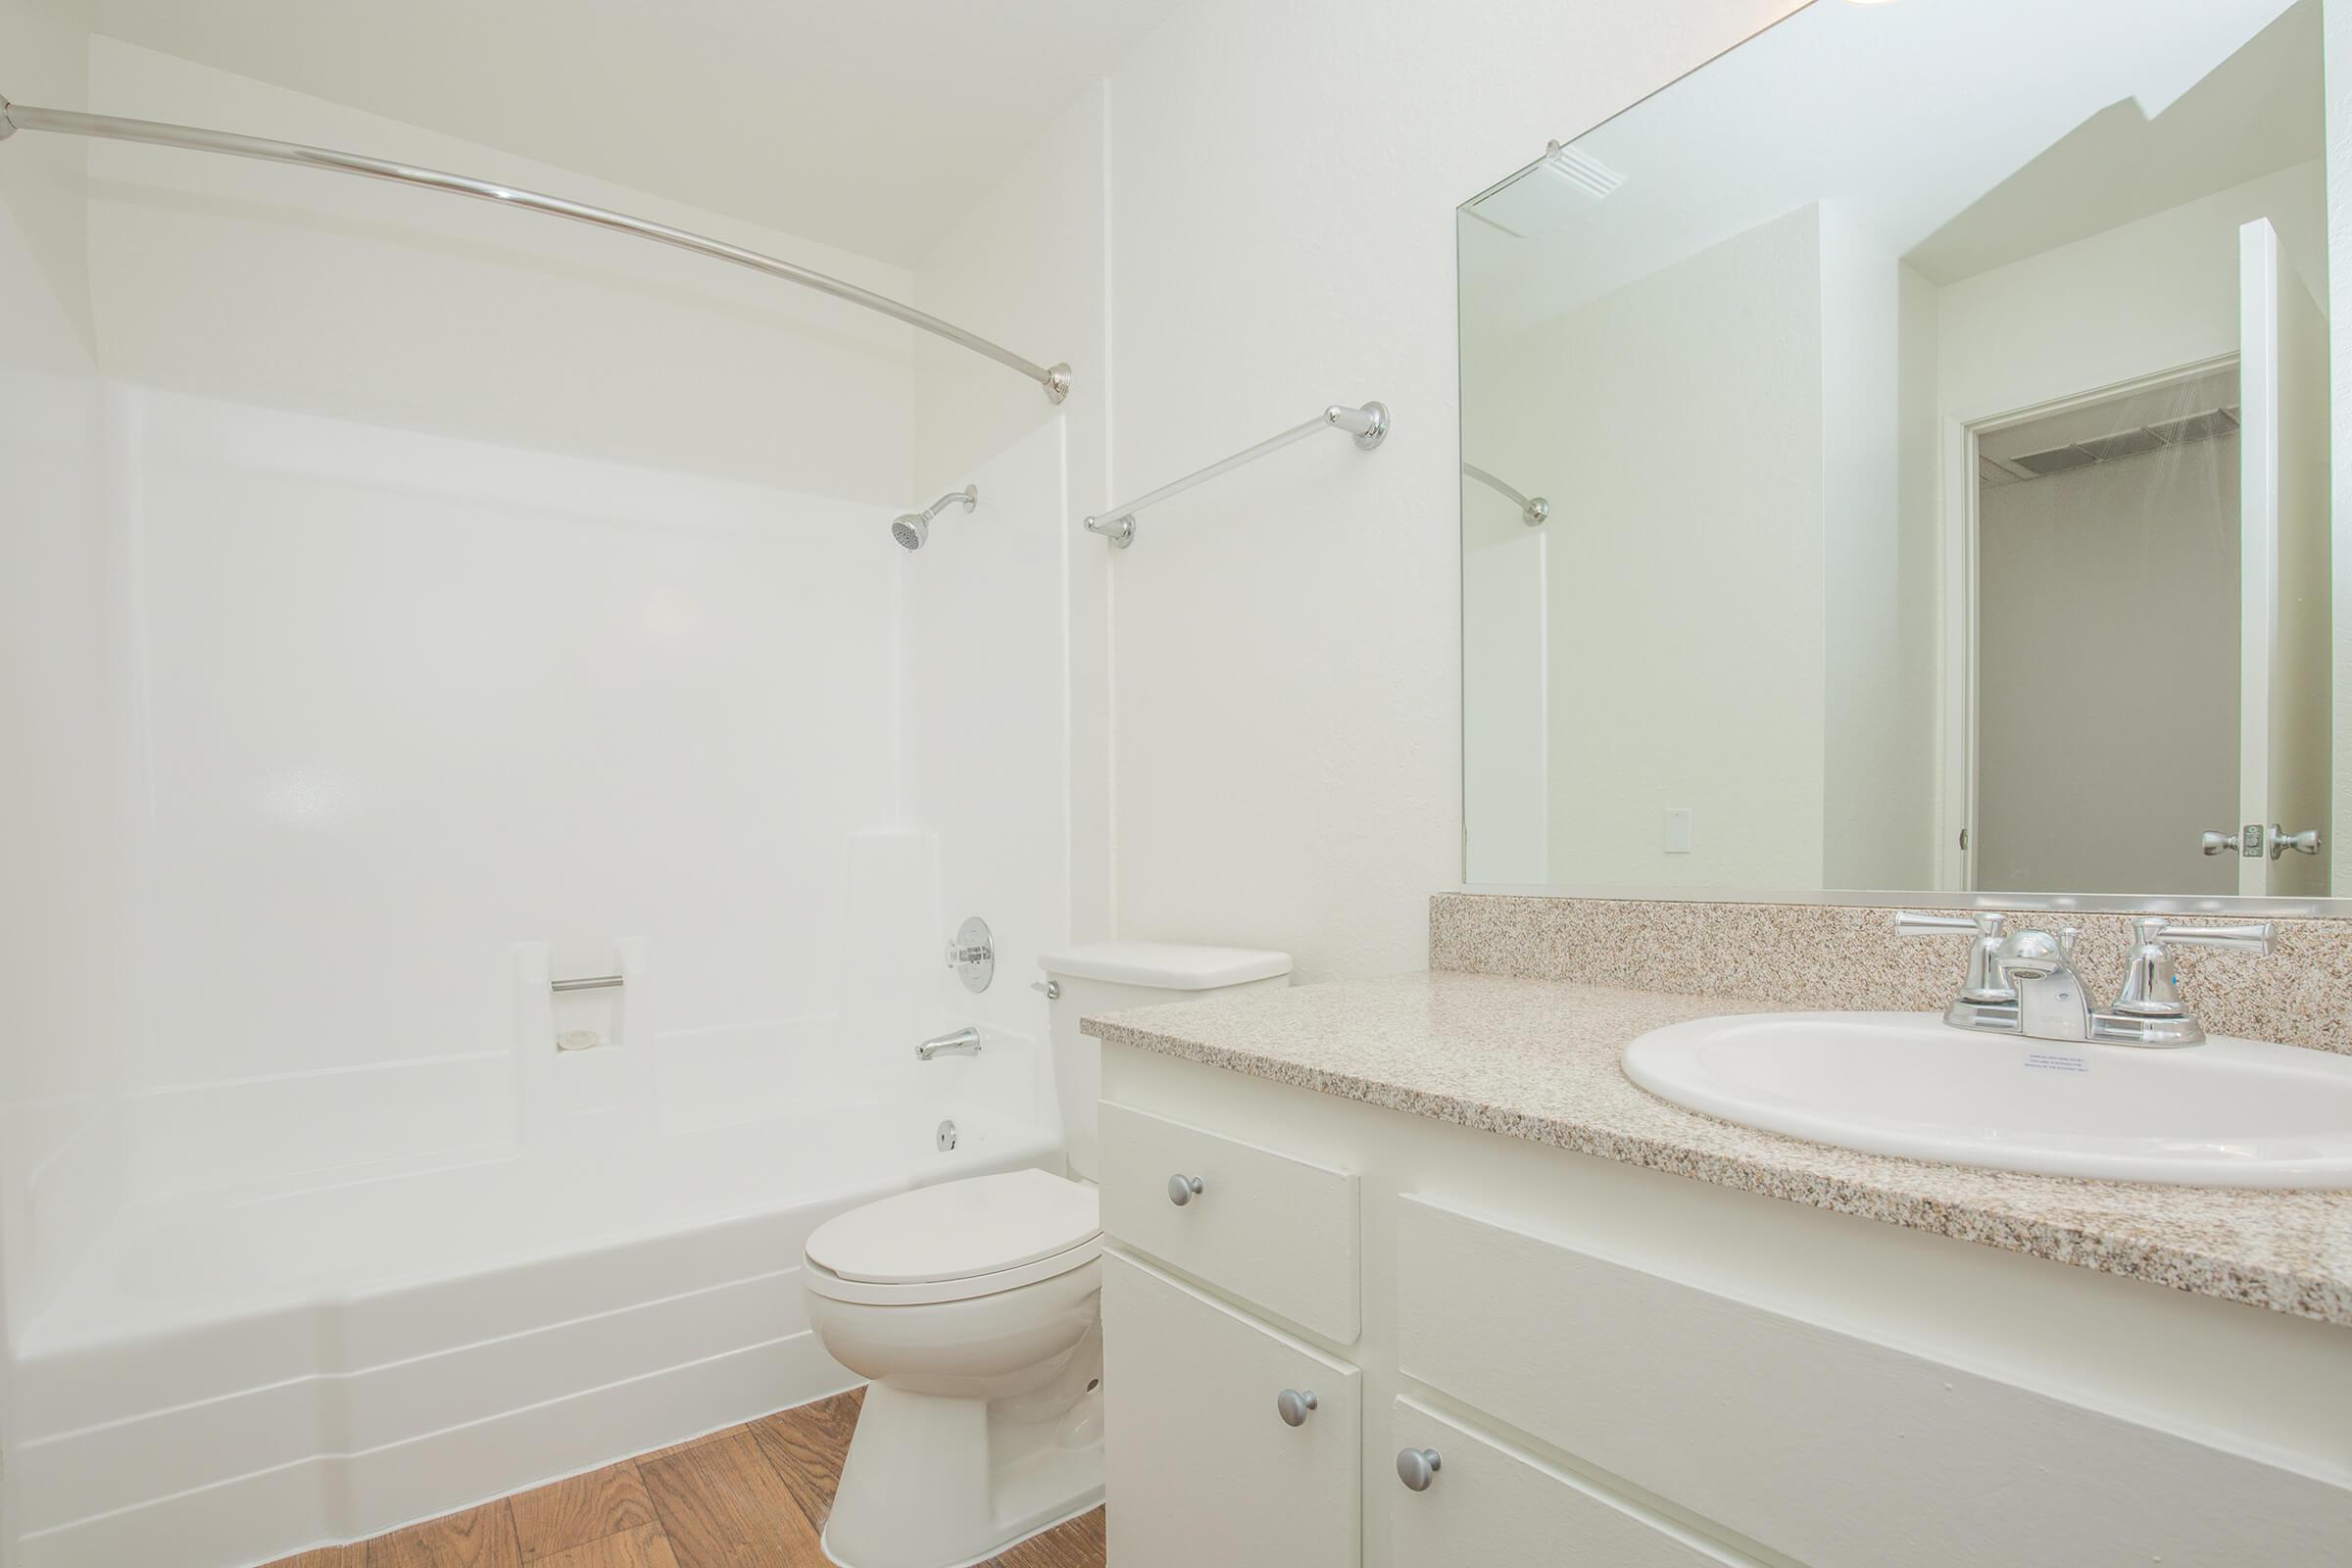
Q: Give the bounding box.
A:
[822,1495,1102,1568]
[818,1338,1103,1568]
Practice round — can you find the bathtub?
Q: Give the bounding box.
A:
[8,1078,1060,1568]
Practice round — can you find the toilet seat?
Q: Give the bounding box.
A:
[804,1169,1102,1306]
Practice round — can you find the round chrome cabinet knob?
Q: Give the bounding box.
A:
[1276,1389,1318,1427]
[1167,1174,1204,1206]
[1396,1446,1442,1492]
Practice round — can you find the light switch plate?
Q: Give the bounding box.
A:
[1664,808,1693,854]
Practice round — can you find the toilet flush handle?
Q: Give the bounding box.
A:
[1167,1174,1204,1206]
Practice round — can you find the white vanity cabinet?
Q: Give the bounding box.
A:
[1098,1040,2352,1568]
[1101,1252,1362,1568]
[1387,1397,1754,1567]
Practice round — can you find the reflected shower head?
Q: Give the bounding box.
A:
[891,484,978,551]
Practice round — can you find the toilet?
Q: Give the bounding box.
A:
[803,942,1293,1568]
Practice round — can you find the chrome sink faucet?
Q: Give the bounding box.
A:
[1896,911,2273,1048]
[914,1025,984,1060]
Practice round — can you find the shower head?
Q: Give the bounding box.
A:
[891,484,978,551]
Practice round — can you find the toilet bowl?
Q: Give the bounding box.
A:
[805,943,1291,1568]
[805,1168,1103,1568]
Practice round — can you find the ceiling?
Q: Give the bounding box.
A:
[1903,0,2320,286]
[84,0,1170,265]
[1460,0,2314,333]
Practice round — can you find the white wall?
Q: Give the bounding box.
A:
[0,2,115,1554]
[1524,206,1829,888]
[108,392,900,1152]
[1938,160,2327,424]
[1461,530,1547,884]
[0,24,1106,1260]
[54,47,933,1203]
[1820,206,1936,889]
[1463,198,1948,894]
[899,416,1076,1049]
[2328,0,2352,891]
[83,38,917,501]
[910,81,1113,979]
[1100,0,1803,977]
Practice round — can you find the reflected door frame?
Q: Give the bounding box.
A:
[1937,353,2241,893]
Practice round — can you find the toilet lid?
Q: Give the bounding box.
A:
[805,1169,1101,1285]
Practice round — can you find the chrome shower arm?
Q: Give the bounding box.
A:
[916,485,980,524]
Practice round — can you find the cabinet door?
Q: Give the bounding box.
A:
[1389,1397,1756,1567]
[1102,1249,1359,1568]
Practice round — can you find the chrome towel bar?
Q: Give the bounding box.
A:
[1085,400,1390,549]
[0,95,1072,404]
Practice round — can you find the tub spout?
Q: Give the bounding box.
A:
[915,1026,984,1061]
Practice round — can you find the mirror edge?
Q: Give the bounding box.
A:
[1455,883,2352,918]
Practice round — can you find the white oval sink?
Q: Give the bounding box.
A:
[1622,1011,2352,1188]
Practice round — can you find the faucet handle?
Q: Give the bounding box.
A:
[2150,919,2276,956]
[1894,910,1999,938]
[1895,910,2013,1003]
[2113,919,2274,1018]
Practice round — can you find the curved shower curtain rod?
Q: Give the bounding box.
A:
[0,95,1073,405]
[1462,463,1549,527]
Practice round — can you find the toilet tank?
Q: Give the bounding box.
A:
[1037,943,1292,1182]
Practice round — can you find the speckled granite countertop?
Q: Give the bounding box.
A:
[1082,970,2352,1327]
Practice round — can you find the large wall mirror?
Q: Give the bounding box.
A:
[1458,0,2336,907]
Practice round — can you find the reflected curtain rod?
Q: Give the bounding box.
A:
[1084,401,1390,550]
[1462,463,1549,526]
[0,95,1072,405]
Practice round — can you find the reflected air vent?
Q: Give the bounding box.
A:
[1544,143,1626,201]
[1466,141,1626,239]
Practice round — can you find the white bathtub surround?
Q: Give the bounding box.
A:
[12,1105,1060,1568]
[7,818,1069,1567]
[0,39,1091,1562]
[801,944,1289,1568]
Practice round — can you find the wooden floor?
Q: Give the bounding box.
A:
[267,1389,1105,1568]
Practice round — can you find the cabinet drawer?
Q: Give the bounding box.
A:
[1102,1250,1359,1568]
[1396,1196,2352,1568]
[1098,1100,1358,1342]
[1388,1397,1754,1567]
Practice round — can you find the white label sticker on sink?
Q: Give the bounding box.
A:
[2023,1051,2088,1074]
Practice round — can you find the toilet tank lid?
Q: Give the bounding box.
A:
[1036,942,1293,990]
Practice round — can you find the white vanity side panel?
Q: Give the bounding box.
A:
[1389,1396,1756,1567]
[1396,1196,2352,1568]
[1099,1100,1360,1343]
[1102,1249,1360,1568]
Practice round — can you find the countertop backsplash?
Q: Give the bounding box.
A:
[1431,893,2352,1055]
